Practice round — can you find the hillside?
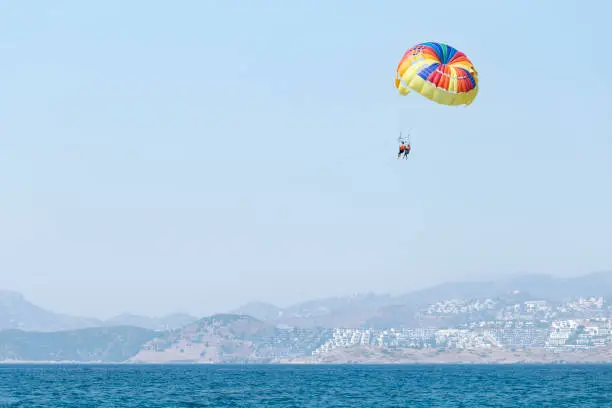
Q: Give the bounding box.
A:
[131,314,331,363]
[283,345,612,364]
[0,326,157,362]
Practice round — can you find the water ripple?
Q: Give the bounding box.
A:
[0,364,611,407]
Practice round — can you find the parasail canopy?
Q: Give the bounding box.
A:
[395,42,479,106]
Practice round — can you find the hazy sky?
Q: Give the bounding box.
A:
[1,1,610,319]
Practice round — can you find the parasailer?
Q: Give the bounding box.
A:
[393,41,478,158]
[397,133,411,159]
[397,142,411,159]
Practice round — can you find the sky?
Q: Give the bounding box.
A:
[1,1,610,319]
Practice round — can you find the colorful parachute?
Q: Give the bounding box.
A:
[395,42,479,106]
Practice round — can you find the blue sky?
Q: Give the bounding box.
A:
[1,1,610,318]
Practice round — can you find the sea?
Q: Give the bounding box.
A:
[0,364,611,407]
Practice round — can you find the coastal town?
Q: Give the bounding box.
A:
[126,294,612,364]
[312,296,612,357]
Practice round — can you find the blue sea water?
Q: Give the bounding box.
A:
[0,364,611,407]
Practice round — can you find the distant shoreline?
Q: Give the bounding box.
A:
[2,360,612,365]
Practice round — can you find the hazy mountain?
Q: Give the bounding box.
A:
[104,313,199,331]
[278,293,394,328]
[0,326,157,362]
[3,271,610,334]
[232,272,612,329]
[230,302,283,322]
[499,271,612,301]
[0,290,103,332]
[232,293,395,329]
[1,271,612,363]
[0,290,198,332]
[396,272,612,306]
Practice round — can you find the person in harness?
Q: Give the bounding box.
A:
[398,140,411,159]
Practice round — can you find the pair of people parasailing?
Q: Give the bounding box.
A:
[397,141,411,159]
[397,132,411,159]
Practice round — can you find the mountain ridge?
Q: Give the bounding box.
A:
[2,271,611,332]
[231,271,612,328]
[0,291,199,332]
